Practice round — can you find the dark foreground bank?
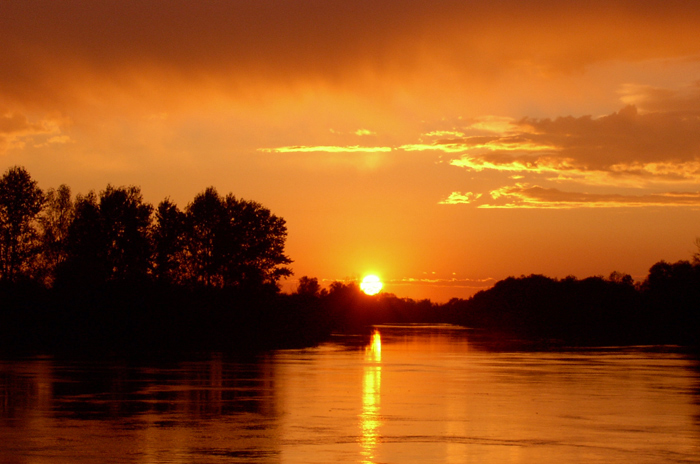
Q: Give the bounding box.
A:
[0,283,332,355]
[2,258,699,355]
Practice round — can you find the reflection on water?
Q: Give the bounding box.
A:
[360,330,382,463]
[2,325,700,464]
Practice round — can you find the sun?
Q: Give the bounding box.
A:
[360,274,383,295]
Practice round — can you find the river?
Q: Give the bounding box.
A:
[1,324,699,463]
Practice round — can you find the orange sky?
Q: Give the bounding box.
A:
[2,0,700,300]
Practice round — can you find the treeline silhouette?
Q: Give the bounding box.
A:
[0,166,318,352]
[0,167,291,290]
[443,263,700,345]
[290,262,700,346]
[0,165,698,352]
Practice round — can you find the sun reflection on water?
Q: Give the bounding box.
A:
[360,329,382,463]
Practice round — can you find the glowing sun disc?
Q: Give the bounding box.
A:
[360,275,383,295]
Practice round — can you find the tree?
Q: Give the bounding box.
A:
[59,190,102,283]
[641,260,700,342]
[0,166,44,282]
[296,276,322,297]
[151,198,187,284]
[184,187,227,286]
[38,184,73,285]
[223,195,292,287]
[100,185,153,281]
[61,185,153,284]
[183,187,292,289]
[607,271,634,287]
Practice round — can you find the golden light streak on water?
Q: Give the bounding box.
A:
[360,330,382,463]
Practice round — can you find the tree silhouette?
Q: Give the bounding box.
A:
[60,186,152,284]
[152,198,187,284]
[59,191,102,283]
[296,276,322,297]
[0,166,44,283]
[38,184,73,285]
[184,187,226,286]
[639,260,700,343]
[607,270,634,286]
[183,187,292,289]
[100,185,153,281]
[225,195,292,288]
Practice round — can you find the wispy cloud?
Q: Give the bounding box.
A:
[423,130,466,138]
[399,143,468,153]
[439,191,482,204]
[0,110,63,153]
[466,116,517,134]
[402,137,558,154]
[33,135,73,148]
[387,277,497,289]
[481,184,700,209]
[318,276,496,289]
[446,87,700,187]
[620,81,700,113]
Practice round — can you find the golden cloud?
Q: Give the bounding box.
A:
[423,130,466,138]
[439,192,482,204]
[388,277,496,289]
[482,184,700,209]
[33,135,73,149]
[450,155,572,173]
[0,110,63,153]
[466,116,518,135]
[400,143,469,153]
[448,101,700,185]
[404,137,559,154]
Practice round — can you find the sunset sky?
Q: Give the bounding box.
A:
[2,0,700,300]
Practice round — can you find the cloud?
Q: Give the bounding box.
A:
[447,101,700,185]
[402,136,559,154]
[317,275,496,291]
[387,277,496,289]
[3,1,700,111]
[0,110,63,153]
[620,81,700,113]
[34,135,72,148]
[423,130,466,138]
[261,85,700,184]
[439,191,482,205]
[440,86,700,209]
[257,144,391,171]
[466,116,518,135]
[481,184,700,209]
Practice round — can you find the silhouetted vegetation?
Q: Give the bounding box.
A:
[0,165,699,353]
[305,263,699,346]
[0,166,44,283]
[442,261,700,345]
[0,166,306,353]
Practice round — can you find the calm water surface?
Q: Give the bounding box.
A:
[1,324,699,463]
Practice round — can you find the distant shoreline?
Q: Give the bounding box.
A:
[2,260,699,355]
